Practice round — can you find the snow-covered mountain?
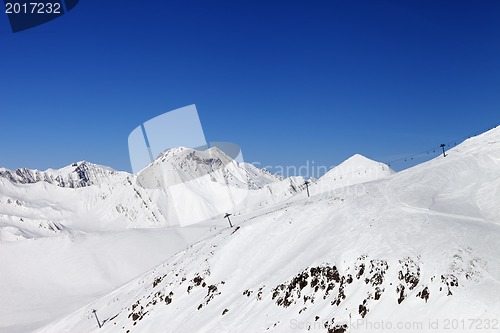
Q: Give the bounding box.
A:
[35,126,500,333]
[312,154,394,195]
[0,146,301,240]
[0,161,121,188]
[0,146,306,332]
[135,146,303,226]
[137,147,280,189]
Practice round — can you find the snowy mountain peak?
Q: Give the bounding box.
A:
[337,153,387,171]
[313,154,394,194]
[0,161,120,188]
[134,146,299,226]
[138,146,280,190]
[155,146,233,174]
[344,153,369,161]
[321,154,393,179]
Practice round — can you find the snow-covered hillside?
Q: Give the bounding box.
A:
[0,146,306,332]
[36,127,500,333]
[312,154,394,195]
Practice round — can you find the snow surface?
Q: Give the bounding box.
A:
[312,154,394,195]
[135,146,303,226]
[0,146,306,332]
[0,224,226,332]
[27,126,500,333]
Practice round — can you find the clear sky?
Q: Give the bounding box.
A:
[1,0,499,176]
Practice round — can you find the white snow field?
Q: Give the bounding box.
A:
[25,126,500,333]
[0,147,305,332]
[312,153,394,195]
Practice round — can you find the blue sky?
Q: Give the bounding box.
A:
[0,0,499,175]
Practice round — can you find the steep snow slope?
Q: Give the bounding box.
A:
[0,223,230,333]
[312,154,394,195]
[38,126,500,333]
